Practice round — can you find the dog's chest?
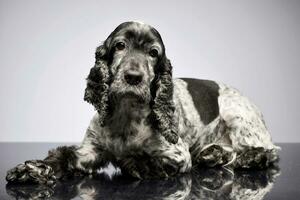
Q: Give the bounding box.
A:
[108,121,154,156]
[104,101,155,156]
[111,121,153,156]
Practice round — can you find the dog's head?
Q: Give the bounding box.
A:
[84,21,178,144]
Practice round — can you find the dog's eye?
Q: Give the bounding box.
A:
[115,42,126,51]
[149,49,159,58]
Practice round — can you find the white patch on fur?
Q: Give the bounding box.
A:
[75,128,99,171]
[173,79,205,147]
[217,83,280,151]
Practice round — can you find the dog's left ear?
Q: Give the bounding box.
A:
[150,57,179,144]
[84,44,110,125]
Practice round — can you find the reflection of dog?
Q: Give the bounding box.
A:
[6,167,280,199]
[6,21,279,183]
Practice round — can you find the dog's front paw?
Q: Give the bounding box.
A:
[6,160,56,185]
[120,157,169,179]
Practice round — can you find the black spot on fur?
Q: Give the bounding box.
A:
[180,78,220,125]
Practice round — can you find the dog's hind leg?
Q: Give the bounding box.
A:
[233,146,279,169]
[191,117,279,169]
[218,84,280,169]
[190,117,236,167]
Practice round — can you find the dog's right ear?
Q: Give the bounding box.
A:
[84,45,110,125]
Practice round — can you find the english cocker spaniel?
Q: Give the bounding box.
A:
[6,21,280,184]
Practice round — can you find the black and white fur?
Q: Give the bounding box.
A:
[6,21,279,184]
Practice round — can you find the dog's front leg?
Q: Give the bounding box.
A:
[118,154,170,179]
[119,138,192,179]
[6,129,108,185]
[6,145,79,185]
[152,138,192,177]
[73,131,109,175]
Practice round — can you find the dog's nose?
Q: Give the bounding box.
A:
[124,71,143,85]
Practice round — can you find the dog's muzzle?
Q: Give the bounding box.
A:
[124,71,143,85]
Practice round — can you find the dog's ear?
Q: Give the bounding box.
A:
[150,57,179,144]
[84,45,110,125]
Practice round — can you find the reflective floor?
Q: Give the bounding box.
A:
[0,143,299,199]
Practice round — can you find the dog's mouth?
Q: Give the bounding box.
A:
[109,87,151,104]
[121,91,146,102]
[109,75,152,104]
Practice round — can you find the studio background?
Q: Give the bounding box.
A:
[0,0,299,142]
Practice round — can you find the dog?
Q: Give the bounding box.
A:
[6,21,280,184]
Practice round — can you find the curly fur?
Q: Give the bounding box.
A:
[6,21,279,185]
[84,46,110,125]
[150,57,178,144]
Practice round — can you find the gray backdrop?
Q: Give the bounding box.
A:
[0,0,299,142]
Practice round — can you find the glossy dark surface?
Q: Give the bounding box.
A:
[0,143,299,199]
